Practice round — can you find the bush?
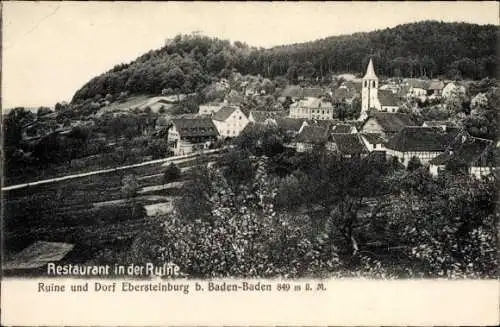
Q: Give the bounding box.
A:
[407,156,422,171]
[164,163,181,183]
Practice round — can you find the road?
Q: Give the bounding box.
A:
[1,148,224,192]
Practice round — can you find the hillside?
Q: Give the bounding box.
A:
[72,21,498,102]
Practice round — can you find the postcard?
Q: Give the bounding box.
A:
[1,1,499,325]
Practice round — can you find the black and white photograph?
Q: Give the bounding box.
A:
[1,1,499,324]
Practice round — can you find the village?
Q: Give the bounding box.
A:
[161,58,497,179]
[3,30,498,279]
[7,58,497,183]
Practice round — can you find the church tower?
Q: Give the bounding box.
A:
[359,58,379,121]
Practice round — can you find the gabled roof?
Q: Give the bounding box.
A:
[331,124,354,134]
[295,126,329,144]
[198,103,224,115]
[305,119,336,131]
[386,127,460,152]
[212,106,240,121]
[275,117,306,132]
[406,79,429,90]
[172,117,219,138]
[361,133,386,145]
[367,112,418,133]
[290,97,333,109]
[363,58,378,80]
[430,137,495,166]
[378,90,399,107]
[330,134,368,155]
[249,110,286,123]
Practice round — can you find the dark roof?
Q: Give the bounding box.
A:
[407,79,429,89]
[367,112,418,133]
[275,118,306,132]
[295,126,329,144]
[212,106,239,121]
[172,117,219,138]
[302,87,325,98]
[250,110,286,123]
[281,86,327,99]
[386,127,460,152]
[331,124,353,134]
[378,90,399,107]
[305,119,336,131]
[281,85,303,98]
[330,134,368,155]
[344,120,364,130]
[349,81,362,93]
[430,137,494,166]
[361,133,386,145]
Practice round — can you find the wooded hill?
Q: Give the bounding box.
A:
[72,21,498,102]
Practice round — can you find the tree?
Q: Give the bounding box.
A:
[4,107,36,150]
[164,163,181,183]
[37,107,52,117]
[387,172,497,278]
[121,174,139,216]
[407,156,422,171]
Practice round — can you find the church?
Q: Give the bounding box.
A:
[358,59,399,121]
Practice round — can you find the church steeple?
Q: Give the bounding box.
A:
[359,58,380,121]
[363,58,378,80]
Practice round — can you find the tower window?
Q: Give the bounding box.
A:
[364,81,367,87]
[372,81,375,88]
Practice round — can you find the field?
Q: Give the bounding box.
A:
[3,152,222,275]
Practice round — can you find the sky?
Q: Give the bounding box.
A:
[2,1,498,109]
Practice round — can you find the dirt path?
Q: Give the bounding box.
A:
[2,149,223,192]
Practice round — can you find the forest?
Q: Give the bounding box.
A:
[72,21,498,102]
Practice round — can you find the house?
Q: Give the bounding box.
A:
[275,118,308,137]
[294,125,329,152]
[378,90,400,113]
[379,83,400,95]
[405,79,429,98]
[280,85,304,101]
[385,126,463,167]
[331,123,357,134]
[167,117,219,155]
[360,133,386,152]
[327,133,369,158]
[429,137,496,178]
[248,111,286,125]
[361,112,419,140]
[198,103,224,116]
[427,80,445,97]
[212,106,249,138]
[422,120,457,130]
[289,97,335,120]
[407,85,428,98]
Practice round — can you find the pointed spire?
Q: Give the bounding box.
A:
[363,58,378,80]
